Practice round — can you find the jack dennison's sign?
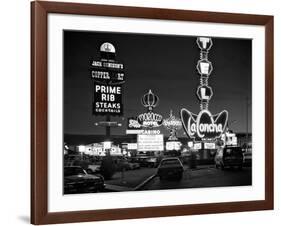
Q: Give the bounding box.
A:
[93,83,123,115]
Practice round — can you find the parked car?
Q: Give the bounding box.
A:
[215,146,243,170]
[88,164,101,173]
[157,157,184,180]
[243,150,252,166]
[127,161,141,170]
[146,157,158,168]
[131,157,151,167]
[118,160,140,171]
[64,166,104,194]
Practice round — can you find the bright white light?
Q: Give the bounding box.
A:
[100,42,115,53]
[103,141,112,149]
[200,62,210,74]
[127,143,138,150]
[78,145,86,153]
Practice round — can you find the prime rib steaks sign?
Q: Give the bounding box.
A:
[91,42,124,116]
[93,83,123,115]
[181,37,228,142]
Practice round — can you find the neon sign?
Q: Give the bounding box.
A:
[180,37,228,141]
[163,110,182,141]
[137,90,163,128]
[181,109,228,140]
[127,118,141,129]
[137,112,163,128]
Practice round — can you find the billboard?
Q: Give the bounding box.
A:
[137,134,164,151]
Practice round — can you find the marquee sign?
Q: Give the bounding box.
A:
[93,83,123,115]
[137,134,164,152]
[180,37,228,142]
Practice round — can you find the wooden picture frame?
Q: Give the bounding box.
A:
[31,1,274,224]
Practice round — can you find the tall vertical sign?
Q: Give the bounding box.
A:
[180,37,228,142]
[91,43,125,116]
[90,43,125,139]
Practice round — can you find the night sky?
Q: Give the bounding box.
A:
[63,30,252,137]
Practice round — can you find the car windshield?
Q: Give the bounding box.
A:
[64,167,86,176]
[161,159,181,166]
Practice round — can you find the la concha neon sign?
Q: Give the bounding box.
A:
[180,37,228,141]
[181,109,228,140]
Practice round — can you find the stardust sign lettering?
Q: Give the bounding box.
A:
[137,112,163,128]
[181,109,228,140]
[127,118,141,129]
[93,83,123,115]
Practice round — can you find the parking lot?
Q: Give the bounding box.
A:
[142,166,252,191]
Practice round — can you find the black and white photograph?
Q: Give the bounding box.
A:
[63,30,252,194]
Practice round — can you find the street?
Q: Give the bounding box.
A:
[105,167,157,191]
[142,166,252,190]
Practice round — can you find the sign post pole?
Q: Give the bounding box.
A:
[105,114,111,138]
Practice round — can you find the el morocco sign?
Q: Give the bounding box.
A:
[137,112,163,128]
[181,109,228,140]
